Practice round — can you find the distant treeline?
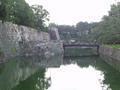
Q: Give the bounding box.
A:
[0,0,49,32]
[57,22,97,43]
[49,22,97,43]
[50,2,120,44]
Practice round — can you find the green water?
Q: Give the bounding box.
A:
[0,56,120,90]
[64,47,98,56]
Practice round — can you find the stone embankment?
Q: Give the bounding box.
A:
[0,21,63,62]
[99,45,120,71]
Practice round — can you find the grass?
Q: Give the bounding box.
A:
[106,44,120,49]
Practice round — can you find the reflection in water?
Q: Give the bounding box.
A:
[0,56,62,90]
[0,57,41,90]
[12,68,51,90]
[46,64,110,90]
[62,57,120,90]
[64,47,98,56]
[0,56,120,90]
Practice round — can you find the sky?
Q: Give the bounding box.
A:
[25,0,118,25]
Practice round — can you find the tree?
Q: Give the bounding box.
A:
[57,25,77,40]
[76,22,98,43]
[31,5,49,32]
[0,0,49,32]
[13,0,35,27]
[0,0,35,27]
[0,0,14,22]
[90,2,120,44]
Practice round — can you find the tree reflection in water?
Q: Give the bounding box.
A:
[0,56,52,90]
[63,56,120,90]
[12,68,51,90]
[0,56,120,90]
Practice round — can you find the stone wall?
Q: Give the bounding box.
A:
[0,21,63,62]
[49,27,60,40]
[99,45,120,71]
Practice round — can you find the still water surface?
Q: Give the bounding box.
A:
[0,56,120,90]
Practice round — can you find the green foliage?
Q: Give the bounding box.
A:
[57,25,78,40]
[0,0,49,32]
[56,22,97,43]
[76,22,98,43]
[90,2,120,44]
[13,0,35,27]
[0,0,14,22]
[31,5,49,32]
[76,22,90,32]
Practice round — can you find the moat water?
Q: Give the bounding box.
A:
[0,56,120,90]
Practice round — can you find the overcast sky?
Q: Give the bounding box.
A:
[26,0,118,25]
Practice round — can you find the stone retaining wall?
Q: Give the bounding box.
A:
[0,21,63,62]
[99,45,120,71]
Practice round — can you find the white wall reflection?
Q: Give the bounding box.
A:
[45,64,111,90]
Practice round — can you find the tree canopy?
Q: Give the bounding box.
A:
[0,0,49,32]
[55,22,97,42]
[52,3,120,44]
[90,2,120,44]
[31,5,49,31]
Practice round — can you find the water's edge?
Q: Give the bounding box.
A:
[99,45,120,72]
